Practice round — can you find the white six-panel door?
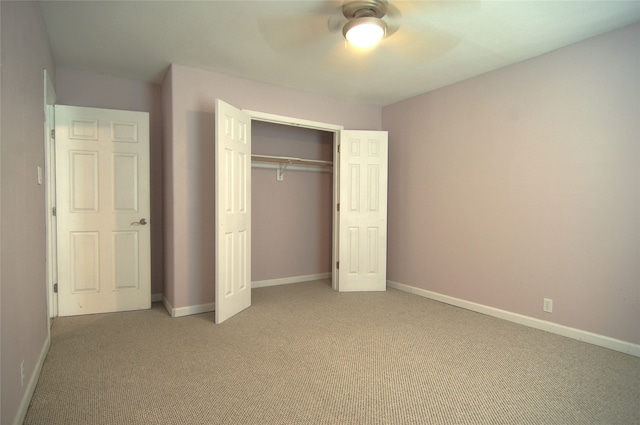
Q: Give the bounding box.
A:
[337,130,388,292]
[215,100,252,323]
[55,105,151,316]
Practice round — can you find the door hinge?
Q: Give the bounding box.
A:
[336,261,339,270]
[52,207,56,216]
[337,143,340,153]
[53,283,58,293]
[337,203,340,212]
[50,129,55,139]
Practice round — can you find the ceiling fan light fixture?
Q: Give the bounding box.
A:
[343,17,386,48]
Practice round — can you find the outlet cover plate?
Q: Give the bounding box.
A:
[543,298,553,313]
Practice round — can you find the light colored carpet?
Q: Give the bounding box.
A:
[25,280,640,424]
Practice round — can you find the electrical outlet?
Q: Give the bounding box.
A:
[20,360,25,387]
[543,298,553,313]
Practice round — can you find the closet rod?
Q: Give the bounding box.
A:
[251,154,333,167]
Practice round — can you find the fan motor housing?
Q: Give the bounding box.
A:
[342,0,389,19]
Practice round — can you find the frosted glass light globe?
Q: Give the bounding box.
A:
[345,19,385,48]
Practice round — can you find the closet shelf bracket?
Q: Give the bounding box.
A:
[277,162,289,181]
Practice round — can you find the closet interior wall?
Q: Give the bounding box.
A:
[251,121,334,283]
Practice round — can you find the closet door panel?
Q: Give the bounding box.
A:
[338,130,388,292]
[215,99,252,323]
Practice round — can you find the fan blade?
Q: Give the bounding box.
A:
[258,1,343,52]
[258,15,333,52]
[381,0,482,64]
[392,0,480,16]
[389,0,481,29]
[381,24,461,65]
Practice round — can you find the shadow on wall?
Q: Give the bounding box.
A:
[186,111,216,301]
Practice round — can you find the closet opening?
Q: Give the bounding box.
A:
[215,100,387,323]
[250,120,336,290]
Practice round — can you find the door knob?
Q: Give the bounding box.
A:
[132,218,148,225]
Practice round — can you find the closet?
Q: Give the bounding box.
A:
[214,100,388,324]
[251,121,334,287]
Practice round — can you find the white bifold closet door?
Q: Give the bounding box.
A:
[336,130,388,292]
[215,99,252,324]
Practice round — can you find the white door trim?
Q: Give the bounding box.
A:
[243,110,344,132]
[243,109,345,290]
[44,69,57,318]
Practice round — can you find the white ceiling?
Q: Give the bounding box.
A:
[38,0,640,106]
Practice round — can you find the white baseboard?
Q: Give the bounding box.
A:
[387,280,640,358]
[14,334,51,425]
[252,272,331,289]
[159,274,331,318]
[162,296,215,318]
[161,296,173,316]
[151,293,162,303]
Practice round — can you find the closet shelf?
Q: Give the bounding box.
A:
[251,154,333,181]
[251,154,332,167]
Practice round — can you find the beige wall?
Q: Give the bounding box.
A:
[162,64,381,309]
[0,2,56,423]
[383,23,640,345]
[55,67,165,295]
[252,122,334,282]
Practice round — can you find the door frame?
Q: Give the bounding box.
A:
[44,70,57,318]
[242,109,344,290]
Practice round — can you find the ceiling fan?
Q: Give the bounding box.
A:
[258,0,476,70]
